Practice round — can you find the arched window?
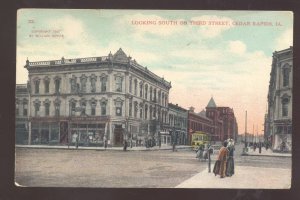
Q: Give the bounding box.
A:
[129,77,132,93]
[114,98,123,116]
[134,101,138,118]
[100,99,107,116]
[54,79,61,94]
[150,86,153,101]
[33,99,41,116]
[44,100,51,116]
[282,98,289,117]
[145,104,148,119]
[44,77,50,93]
[149,105,152,119]
[134,79,137,95]
[70,100,76,116]
[115,76,123,92]
[100,75,107,92]
[90,99,97,116]
[283,67,290,87]
[54,99,61,117]
[145,84,148,100]
[129,100,132,117]
[90,74,97,93]
[80,75,87,93]
[139,82,143,98]
[34,79,40,94]
[139,103,143,119]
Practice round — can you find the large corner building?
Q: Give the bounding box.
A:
[265,47,293,152]
[18,48,172,147]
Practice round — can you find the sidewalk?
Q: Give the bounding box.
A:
[175,166,291,189]
[242,148,291,157]
[15,144,192,151]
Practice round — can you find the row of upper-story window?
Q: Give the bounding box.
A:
[128,100,168,123]
[189,121,214,133]
[129,77,168,107]
[169,114,187,128]
[25,98,169,121]
[271,64,292,89]
[15,99,28,116]
[31,74,169,107]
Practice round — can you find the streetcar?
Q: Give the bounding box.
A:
[191,131,211,150]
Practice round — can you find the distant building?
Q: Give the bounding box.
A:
[265,47,293,152]
[187,106,215,144]
[15,84,29,144]
[22,48,171,147]
[187,97,238,144]
[167,103,188,145]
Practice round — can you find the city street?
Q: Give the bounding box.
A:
[15,144,291,188]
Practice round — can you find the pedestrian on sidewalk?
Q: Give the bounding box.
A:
[75,133,79,149]
[123,140,128,151]
[226,139,235,177]
[213,140,229,178]
[196,144,204,161]
[259,142,262,154]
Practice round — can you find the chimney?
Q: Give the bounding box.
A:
[189,106,195,112]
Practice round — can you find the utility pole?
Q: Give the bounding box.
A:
[243,110,247,154]
[245,110,247,148]
[252,124,254,145]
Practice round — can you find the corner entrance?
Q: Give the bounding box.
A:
[114,125,124,146]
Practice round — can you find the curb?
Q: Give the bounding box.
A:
[15,145,193,152]
[241,153,291,158]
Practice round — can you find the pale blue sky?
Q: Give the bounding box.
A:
[16,9,293,134]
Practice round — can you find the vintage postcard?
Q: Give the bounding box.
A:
[15,9,293,188]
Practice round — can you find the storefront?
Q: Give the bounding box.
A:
[30,119,60,145]
[29,116,109,146]
[69,116,109,146]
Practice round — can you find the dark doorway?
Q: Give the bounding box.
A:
[114,125,124,146]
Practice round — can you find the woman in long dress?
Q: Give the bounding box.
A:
[213,140,229,178]
[226,139,235,177]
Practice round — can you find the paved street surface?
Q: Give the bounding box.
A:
[15,148,206,187]
[15,144,291,188]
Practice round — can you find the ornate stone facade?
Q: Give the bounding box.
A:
[265,47,293,152]
[24,48,171,147]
